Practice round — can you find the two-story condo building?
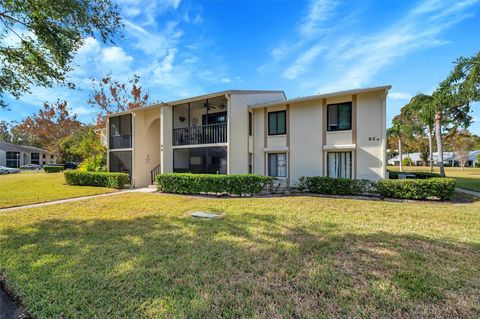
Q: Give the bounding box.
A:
[106,85,390,187]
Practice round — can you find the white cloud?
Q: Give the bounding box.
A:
[71,106,92,115]
[283,44,324,79]
[389,92,413,100]
[101,46,134,65]
[298,0,338,37]
[317,0,479,92]
[220,78,231,84]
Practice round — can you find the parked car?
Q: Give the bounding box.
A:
[20,164,43,170]
[0,166,21,174]
[64,162,79,170]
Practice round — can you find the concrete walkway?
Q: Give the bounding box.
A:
[456,187,480,197]
[0,188,156,212]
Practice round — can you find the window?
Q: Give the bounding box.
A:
[42,154,46,159]
[31,153,40,165]
[327,102,352,131]
[109,114,132,149]
[327,152,352,178]
[6,152,20,168]
[109,151,132,177]
[173,147,227,174]
[248,112,253,136]
[268,153,287,177]
[202,112,227,125]
[268,110,286,135]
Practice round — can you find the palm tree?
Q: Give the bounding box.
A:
[388,116,405,172]
[408,94,435,172]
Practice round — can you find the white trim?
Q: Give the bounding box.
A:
[263,146,289,153]
[172,143,228,149]
[323,144,356,150]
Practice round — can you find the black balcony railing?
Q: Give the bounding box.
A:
[109,135,132,149]
[173,123,227,146]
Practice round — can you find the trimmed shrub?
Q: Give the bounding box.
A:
[376,178,455,200]
[297,176,374,196]
[388,170,441,179]
[156,173,273,196]
[64,171,129,189]
[43,165,64,173]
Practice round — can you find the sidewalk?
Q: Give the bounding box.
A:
[456,187,480,197]
[0,188,156,212]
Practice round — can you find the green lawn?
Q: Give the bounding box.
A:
[0,172,116,208]
[389,166,480,192]
[1,193,479,318]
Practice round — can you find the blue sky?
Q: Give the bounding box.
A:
[1,0,479,132]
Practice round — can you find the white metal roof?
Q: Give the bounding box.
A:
[105,89,286,118]
[248,85,391,109]
[0,141,51,154]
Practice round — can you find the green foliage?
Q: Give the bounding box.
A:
[64,171,129,189]
[402,157,414,166]
[376,178,456,200]
[296,176,374,196]
[388,171,441,180]
[78,154,106,172]
[156,173,273,196]
[43,165,64,173]
[60,125,106,163]
[0,0,122,108]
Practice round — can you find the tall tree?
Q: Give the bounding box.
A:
[13,100,82,157]
[408,94,436,172]
[88,74,150,127]
[453,131,474,170]
[388,115,406,172]
[59,125,106,163]
[0,0,122,109]
[0,120,12,142]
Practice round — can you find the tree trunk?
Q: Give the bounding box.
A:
[398,138,403,172]
[428,128,433,173]
[435,111,445,177]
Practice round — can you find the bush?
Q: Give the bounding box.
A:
[376,178,455,200]
[156,173,273,196]
[297,176,374,196]
[78,154,106,172]
[43,165,64,173]
[388,170,441,179]
[64,171,129,189]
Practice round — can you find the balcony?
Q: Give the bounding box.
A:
[109,135,132,149]
[173,123,227,146]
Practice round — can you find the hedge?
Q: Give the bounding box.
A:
[64,171,130,189]
[376,178,456,200]
[297,176,374,196]
[43,165,64,173]
[388,170,441,179]
[156,173,273,196]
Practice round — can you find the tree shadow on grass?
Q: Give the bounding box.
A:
[0,213,479,318]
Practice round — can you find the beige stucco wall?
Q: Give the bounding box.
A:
[252,108,266,175]
[132,107,161,187]
[356,91,386,180]
[289,99,324,185]
[228,94,249,174]
[160,105,173,174]
[0,150,5,166]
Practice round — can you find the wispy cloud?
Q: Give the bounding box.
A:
[283,44,324,80]
[298,0,338,37]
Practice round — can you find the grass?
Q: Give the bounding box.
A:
[389,166,480,192]
[0,172,116,208]
[0,193,479,318]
